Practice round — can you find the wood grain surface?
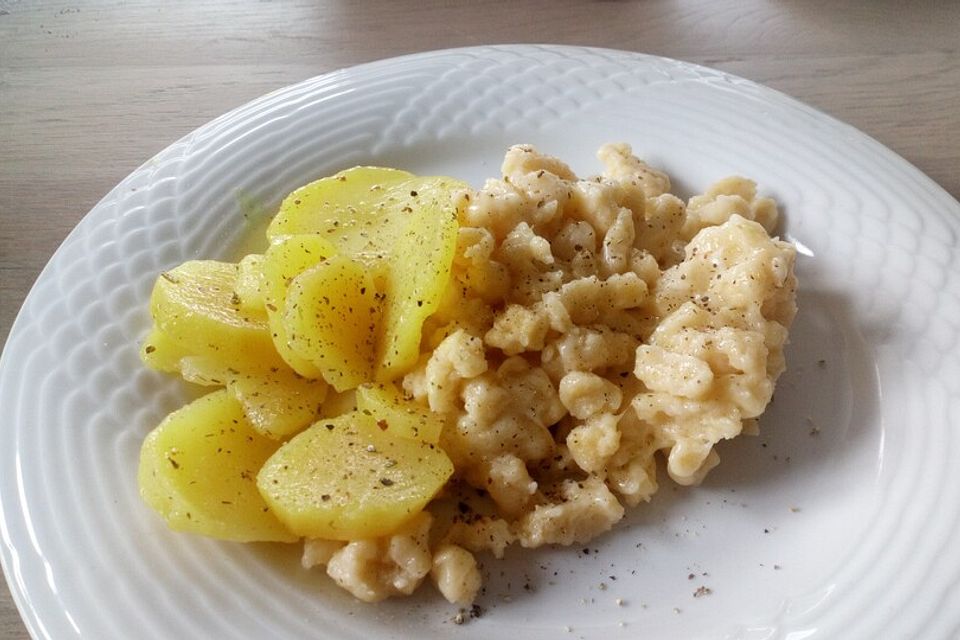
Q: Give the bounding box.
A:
[1,1,958,637]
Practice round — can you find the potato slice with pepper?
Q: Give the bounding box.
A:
[260,234,337,378]
[284,254,381,392]
[318,387,358,419]
[356,383,442,444]
[376,182,460,380]
[266,167,465,381]
[235,253,267,317]
[228,370,327,439]
[142,321,327,439]
[149,260,286,372]
[257,410,453,540]
[141,327,192,373]
[266,166,415,245]
[138,389,296,542]
[178,357,328,439]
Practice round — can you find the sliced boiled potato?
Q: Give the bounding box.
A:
[235,253,267,317]
[141,166,467,548]
[178,355,233,386]
[141,327,192,373]
[284,254,381,392]
[149,260,286,372]
[177,357,327,439]
[257,410,453,540]
[229,371,328,439]
[261,235,337,377]
[264,167,465,381]
[376,181,460,380]
[318,387,358,419]
[356,383,442,444]
[267,166,415,247]
[268,167,468,382]
[138,389,297,542]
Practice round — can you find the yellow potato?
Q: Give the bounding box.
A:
[176,357,327,439]
[263,167,465,381]
[257,411,453,540]
[284,255,381,392]
[228,371,328,440]
[261,235,337,377]
[180,356,328,439]
[267,166,415,247]
[318,387,358,419]
[356,383,442,444]
[138,389,297,542]
[376,181,460,379]
[141,327,191,373]
[177,355,232,386]
[140,166,466,550]
[235,253,267,317]
[149,260,286,372]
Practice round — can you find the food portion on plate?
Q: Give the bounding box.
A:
[137,143,797,605]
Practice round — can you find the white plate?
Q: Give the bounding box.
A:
[2,45,959,640]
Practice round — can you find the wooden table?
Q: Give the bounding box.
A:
[1,1,958,637]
